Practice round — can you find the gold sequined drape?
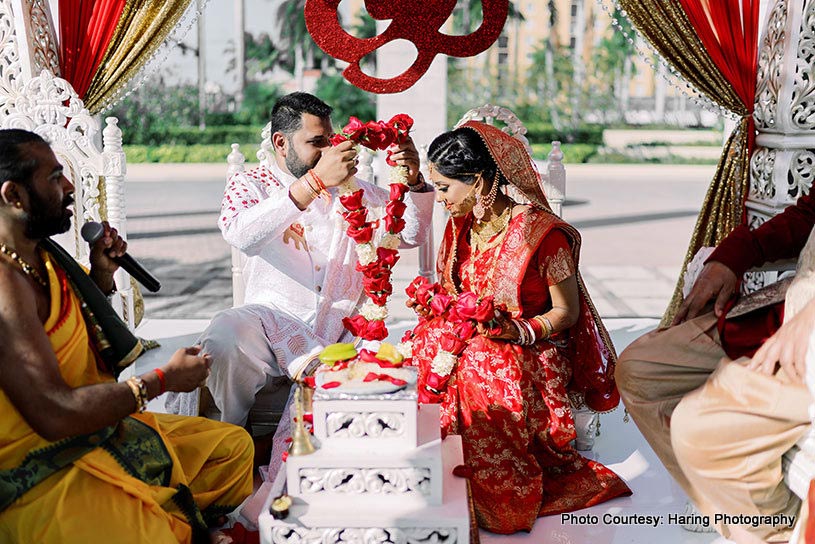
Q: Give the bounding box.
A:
[84,0,194,113]
[618,0,753,326]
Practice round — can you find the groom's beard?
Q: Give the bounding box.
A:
[285,142,316,179]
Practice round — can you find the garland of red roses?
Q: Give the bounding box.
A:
[400,276,500,403]
[333,114,415,341]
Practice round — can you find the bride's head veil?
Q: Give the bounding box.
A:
[457,120,553,213]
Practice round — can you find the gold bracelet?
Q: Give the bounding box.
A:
[300,177,319,200]
[125,376,148,413]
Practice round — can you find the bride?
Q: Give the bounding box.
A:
[405,121,631,533]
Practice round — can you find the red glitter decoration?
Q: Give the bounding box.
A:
[304,0,509,93]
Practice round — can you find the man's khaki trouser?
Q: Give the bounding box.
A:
[616,311,811,542]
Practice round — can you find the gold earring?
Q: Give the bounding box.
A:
[473,177,498,223]
[14,202,21,208]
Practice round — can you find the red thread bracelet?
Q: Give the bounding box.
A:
[154,368,167,395]
[308,169,328,192]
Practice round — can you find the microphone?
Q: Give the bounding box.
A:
[80,221,161,293]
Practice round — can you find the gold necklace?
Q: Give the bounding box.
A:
[0,243,48,288]
[448,206,513,295]
[470,205,512,255]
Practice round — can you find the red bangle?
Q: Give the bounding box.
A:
[528,317,543,340]
[154,368,166,395]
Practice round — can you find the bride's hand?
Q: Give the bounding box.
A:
[478,312,520,342]
[406,298,431,318]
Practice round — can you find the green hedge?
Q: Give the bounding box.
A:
[525,123,605,145]
[124,142,598,164]
[134,123,605,148]
[124,144,262,163]
[158,126,266,146]
[530,143,598,164]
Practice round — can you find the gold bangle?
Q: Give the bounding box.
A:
[534,315,552,339]
[542,316,554,336]
[300,177,319,200]
[125,376,148,413]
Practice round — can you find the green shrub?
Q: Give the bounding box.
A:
[161,125,266,145]
[530,143,598,164]
[123,144,263,163]
[234,82,282,125]
[122,145,149,163]
[110,83,199,145]
[525,123,604,145]
[587,150,720,165]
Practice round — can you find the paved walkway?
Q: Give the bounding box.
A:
[123,163,715,322]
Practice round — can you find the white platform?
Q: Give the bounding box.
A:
[261,434,469,542]
[135,317,735,543]
[288,403,444,506]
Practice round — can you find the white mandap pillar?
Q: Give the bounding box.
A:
[376,25,448,282]
[744,0,815,292]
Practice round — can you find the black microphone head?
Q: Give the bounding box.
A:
[80,221,104,244]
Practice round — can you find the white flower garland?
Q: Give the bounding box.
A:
[430,350,457,377]
[337,162,409,338]
[396,340,413,359]
[360,300,389,321]
[380,233,401,250]
[355,243,377,266]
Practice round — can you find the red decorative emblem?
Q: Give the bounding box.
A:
[304,0,509,93]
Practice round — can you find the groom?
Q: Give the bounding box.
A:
[168,92,434,464]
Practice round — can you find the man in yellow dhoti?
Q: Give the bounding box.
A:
[0,129,254,543]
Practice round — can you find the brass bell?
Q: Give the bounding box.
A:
[288,385,315,456]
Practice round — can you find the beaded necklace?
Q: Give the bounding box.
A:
[0,243,48,288]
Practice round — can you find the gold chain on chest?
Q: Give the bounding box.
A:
[0,243,48,288]
[469,206,511,255]
[448,207,513,296]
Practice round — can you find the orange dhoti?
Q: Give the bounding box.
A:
[0,254,253,543]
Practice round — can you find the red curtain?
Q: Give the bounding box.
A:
[59,0,127,99]
[678,0,760,143]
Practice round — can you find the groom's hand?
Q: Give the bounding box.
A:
[313,140,358,187]
[388,136,421,185]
